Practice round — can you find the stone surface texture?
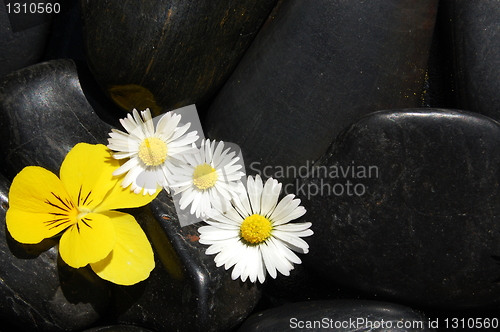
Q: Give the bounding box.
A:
[302,109,500,309]
[441,0,500,121]
[205,0,438,178]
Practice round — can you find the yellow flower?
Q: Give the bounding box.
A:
[6,143,159,286]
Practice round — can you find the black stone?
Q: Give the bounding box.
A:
[43,0,87,62]
[205,0,438,178]
[80,0,280,113]
[440,0,500,121]
[237,300,432,332]
[419,13,455,109]
[0,172,111,332]
[111,192,262,332]
[0,0,55,78]
[0,59,114,179]
[302,109,500,309]
[259,263,366,310]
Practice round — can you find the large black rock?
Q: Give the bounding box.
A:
[238,300,432,332]
[302,109,500,309]
[440,0,500,121]
[0,172,111,332]
[81,0,280,113]
[205,0,438,178]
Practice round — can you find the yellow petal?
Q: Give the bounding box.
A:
[7,209,73,244]
[90,211,154,285]
[60,143,120,211]
[6,166,76,244]
[59,212,117,268]
[93,176,160,212]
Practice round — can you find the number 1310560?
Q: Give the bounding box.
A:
[6,2,60,14]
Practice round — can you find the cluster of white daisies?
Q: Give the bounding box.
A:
[107,108,313,283]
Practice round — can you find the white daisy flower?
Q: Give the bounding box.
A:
[107,108,198,195]
[169,139,245,219]
[198,175,313,283]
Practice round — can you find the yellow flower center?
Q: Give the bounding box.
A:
[192,163,218,190]
[41,191,94,232]
[240,214,272,244]
[138,137,167,166]
[65,206,79,223]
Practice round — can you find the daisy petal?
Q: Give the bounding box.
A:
[113,157,140,176]
[204,237,240,255]
[260,242,278,279]
[260,178,281,217]
[265,238,294,276]
[233,244,258,282]
[215,240,246,269]
[205,210,240,226]
[158,112,182,140]
[274,221,313,233]
[232,191,252,218]
[272,230,310,254]
[269,195,303,223]
[202,220,240,231]
[247,175,262,214]
[247,246,263,283]
[199,228,238,242]
[112,151,139,160]
[269,236,302,265]
[272,206,307,226]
